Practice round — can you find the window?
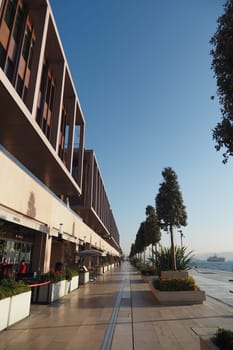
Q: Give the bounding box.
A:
[22,26,31,61]
[45,76,51,103]
[5,57,14,81]
[13,5,24,44]
[36,63,56,140]
[4,0,17,30]
[16,74,23,96]
[28,39,35,69]
[72,161,79,179]
[0,42,6,69]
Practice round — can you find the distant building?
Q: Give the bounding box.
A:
[0,0,121,273]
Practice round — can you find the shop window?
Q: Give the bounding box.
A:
[4,0,17,31]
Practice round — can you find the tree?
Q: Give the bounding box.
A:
[143,205,161,267]
[129,243,136,259]
[144,205,161,246]
[134,222,146,261]
[155,167,187,270]
[210,0,233,163]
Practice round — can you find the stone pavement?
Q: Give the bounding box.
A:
[0,262,233,350]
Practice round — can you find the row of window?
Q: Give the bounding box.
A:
[0,0,35,102]
[1,0,82,187]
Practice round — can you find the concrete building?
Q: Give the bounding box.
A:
[0,0,121,275]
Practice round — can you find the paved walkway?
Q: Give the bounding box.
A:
[0,262,233,350]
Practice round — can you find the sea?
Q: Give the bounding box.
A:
[190,259,233,272]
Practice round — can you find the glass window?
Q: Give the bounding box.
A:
[13,6,24,43]
[0,42,6,69]
[46,76,51,104]
[72,161,79,179]
[22,26,31,61]
[16,74,23,96]
[5,58,14,81]
[36,108,42,127]
[74,125,80,148]
[50,84,55,110]
[28,39,35,69]
[65,125,69,148]
[4,0,17,30]
[23,86,27,102]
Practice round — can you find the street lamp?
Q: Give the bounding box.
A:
[178,230,184,247]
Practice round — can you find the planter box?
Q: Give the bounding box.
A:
[70,275,79,292]
[79,271,89,284]
[0,297,11,331]
[34,280,67,303]
[200,336,219,350]
[141,275,158,283]
[96,267,104,275]
[65,280,71,295]
[160,270,189,279]
[50,280,66,302]
[8,291,32,327]
[149,282,206,305]
[33,282,50,303]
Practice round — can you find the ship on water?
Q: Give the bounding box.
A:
[207,254,225,262]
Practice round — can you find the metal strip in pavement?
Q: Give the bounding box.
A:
[99,277,127,350]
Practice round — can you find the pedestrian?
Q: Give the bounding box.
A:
[17,259,27,280]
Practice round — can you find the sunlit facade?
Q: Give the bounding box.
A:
[0,0,121,274]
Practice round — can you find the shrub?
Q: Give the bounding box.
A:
[212,328,233,350]
[0,279,30,300]
[66,268,79,281]
[152,276,199,291]
[140,265,158,276]
[151,245,194,275]
[42,270,66,283]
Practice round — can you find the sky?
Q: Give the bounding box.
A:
[49,0,233,257]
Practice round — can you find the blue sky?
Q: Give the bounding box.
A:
[49,0,233,257]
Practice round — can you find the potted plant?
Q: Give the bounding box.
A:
[0,278,31,331]
[200,328,233,350]
[149,276,206,305]
[35,270,67,303]
[66,268,79,292]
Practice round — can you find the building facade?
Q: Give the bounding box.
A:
[0,0,121,275]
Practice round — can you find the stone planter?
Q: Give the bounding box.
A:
[0,297,11,331]
[79,271,89,284]
[200,336,219,350]
[70,275,79,292]
[8,291,32,327]
[160,270,189,279]
[149,282,206,305]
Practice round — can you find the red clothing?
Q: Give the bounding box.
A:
[19,263,27,274]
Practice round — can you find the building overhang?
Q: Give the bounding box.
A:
[74,206,121,252]
[0,71,81,196]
